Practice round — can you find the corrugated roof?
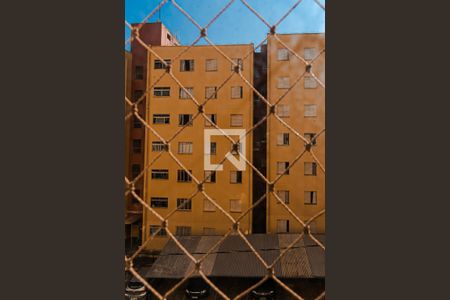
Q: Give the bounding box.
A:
[145,234,325,279]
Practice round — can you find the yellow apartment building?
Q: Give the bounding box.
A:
[266,34,325,235]
[143,44,254,250]
[125,51,142,247]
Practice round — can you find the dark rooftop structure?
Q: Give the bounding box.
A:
[145,234,325,279]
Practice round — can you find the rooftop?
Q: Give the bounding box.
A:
[145,233,325,279]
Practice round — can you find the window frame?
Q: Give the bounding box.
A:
[153,87,171,97]
[177,169,193,182]
[230,170,243,184]
[151,169,169,180]
[230,114,243,127]
[304,191,318,205]
[179,87,194,99]
[150,197,168,209]
[205,59,218,72]
[304,104,317,117]
[277,48,290,61]
[178,114,193,126]
[152,114,170,124]
[231,86,243,99]
[276,162,290,175]
[154,59,171,69]
[304,162,317,176]
[178,142,193,154]
[180,59,195,72]
[204,170,216,183]
[176,198,192,211]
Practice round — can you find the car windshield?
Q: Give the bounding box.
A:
[187,278,207,290]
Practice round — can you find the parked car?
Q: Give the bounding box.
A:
[125,279,147,300]
[250,278,276,300]
[185,277,210,299]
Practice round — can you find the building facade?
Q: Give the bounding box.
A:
[143,44,254,249]
[126,23,180,250]
[266,34,325,234]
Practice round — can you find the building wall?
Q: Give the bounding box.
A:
[267,34,325,234]
[126,23,180,236]
[144,45,254,249]
[125,51,132,214]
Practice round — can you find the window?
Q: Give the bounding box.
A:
[205,114,217,127]
[153,87,170,97]
[132,139,141,153]
[304,104,317,117]
[133,89,144,102]
[210,142,217,155]
[277,48,289,61]
[205,59,218,71]
[150,197,168,208]
[151,169,169,180]
[178,142,193,154]
[179,87,193,99]
[276,104,290,118]
[203,227,216,235]
[131,164,141,178]
[204,171,216,183]
[304,133,317,146]
[230,171,242,183]
[230,114,243,127]
[179,114,193,126]
[276,162,289,175]
[304,47,317,61]
[180,59,194,71]
[277,220,289,233]
[167,33,172,41]
[304,76,318,89]
[134,66,144,80]
[149,225,167,237]
[231,86,243,99]
[153,114,170,124]
[205,86,217,99]
[154,59,171,69]
[177,198,192,211]
[177,170,192,182]
[203,198,216,211]
[229,199,242,212]
[231,58,243,71]
[152,141,167,152]
[304,191,318,204]
[132,115,142,128]
[176,226,192,236]
[304,162,317,176]
[276,190,290,204]
[277,76,290,89]
[277,133,289,146]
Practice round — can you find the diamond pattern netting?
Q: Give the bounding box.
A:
[125,1,325,299]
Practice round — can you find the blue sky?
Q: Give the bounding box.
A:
[125,0,325,49]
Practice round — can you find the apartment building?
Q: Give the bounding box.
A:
[126,23,180,249]
[143,44,254,249]
[266,34,325,235]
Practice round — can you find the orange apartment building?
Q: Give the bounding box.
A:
[125,23,179,250]
[143,44,254,249]
[124,24,325,250]
[266,34,325,235]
